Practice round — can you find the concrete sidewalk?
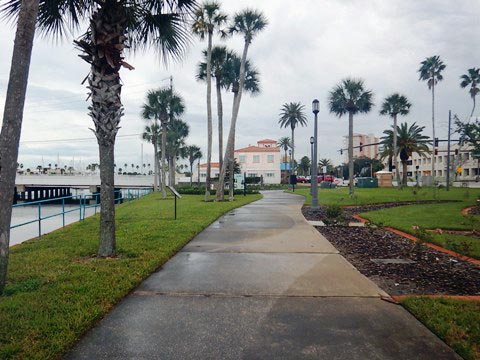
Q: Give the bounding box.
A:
[67,191,460,359]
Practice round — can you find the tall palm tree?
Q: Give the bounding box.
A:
[380,122,431,186]
[318,158,333,173]
[1,0,196,263]
[192,1,228,202]
[197,45,234,171]
[379,93,411,186]
[216,9,267,202]
[277,137,291,163]
[165,119,189,186]
[185,145,203,186]
[142,123,162,191]
[328,78,373,195]
[418,55,446,182]
[278,102,307,178]
[0,0,39,294]
[460,68,480,118]
[142,88,185,198]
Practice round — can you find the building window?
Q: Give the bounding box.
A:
[438,156,442,163]
[266,172,274,177]
[239,155,246,163]
[248,173,258,177]
[267,154,274,163]
[201,173,206,178]
[465,168,470,176]
[253,155,260,163]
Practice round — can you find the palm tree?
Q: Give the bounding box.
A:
[216,9,267,202]
[460,68,480,118]
[278,102,307,176]
[197,45,234,171]
[165,119,189,186]
[185,145,203,186]
[379,94,412,185]
[142,122,162,191]
[142,88,185,198]
[192,1,228,202]
[318,158,333,174]
[299,156,310,176]
[328,78,373,195]
[277,137,291,163]
[0,0,39,294]
[2,0,195,263]
[380,122,431,186]
[418,55,446,182]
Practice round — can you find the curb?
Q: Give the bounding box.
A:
[392,295,480,302]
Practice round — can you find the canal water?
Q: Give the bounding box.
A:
[10,205,98,247]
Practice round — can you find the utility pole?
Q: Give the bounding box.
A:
[312,99,319,209]
[446,110,451,191]
[141,143,144,174]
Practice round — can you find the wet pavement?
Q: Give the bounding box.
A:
[66,191,460,359]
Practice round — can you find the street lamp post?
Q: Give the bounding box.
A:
[312,99,319,208]
[310,136,314,196]
[288,149,292,189]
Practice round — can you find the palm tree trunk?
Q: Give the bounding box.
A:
[161,121,167,199]
[153,133,159,191]
[0,0,39,293]
[170,156,176,186]
[393,114,399,186]
[205,31,213,201]
[431,82,436,183]
[97,142,116,257]
[229,141,235,201]
[472,95,476,118]
[216,41,250,201]
[348,111,354,196]
[402,160,408,186]
[216,79,224,171]
[190,161,193,187]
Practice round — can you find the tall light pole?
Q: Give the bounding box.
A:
[312,99,319,208]
[310,136,314,195]
[288,149,292,189]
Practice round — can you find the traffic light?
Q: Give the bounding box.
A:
[340,149,343,155]
[359,142,363,152]
[434,138,439,147]
[434,148,438,155]
[455,149,459,155]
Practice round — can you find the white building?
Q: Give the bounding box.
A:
[196,139,282,184]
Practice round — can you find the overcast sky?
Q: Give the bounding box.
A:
[1,0,479,170]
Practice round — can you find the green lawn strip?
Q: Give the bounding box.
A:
[1,193,261,359]
[360,202,480,259]
[401,297,480,360]
[289,187,480,206]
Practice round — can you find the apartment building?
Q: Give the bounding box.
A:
[343,133,379,161]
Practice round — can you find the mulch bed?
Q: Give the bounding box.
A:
[467,206,480,216]
[315,226,480,296]
[302,200,456,222]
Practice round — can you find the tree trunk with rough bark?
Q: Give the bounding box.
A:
[190,161,193,186]
[153,127,159,191]
[229,140,235,201]
[402,160,408,186]
[431,82,436,182]
[0,0,39,293]
[205,31,213,201]
[216,79,224,171]
[348,111,354,196]
[161,120,167,198]
[393,114,400,186]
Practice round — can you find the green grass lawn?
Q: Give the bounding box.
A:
[402,297,480,360]
[0,193,261,359]
[291,186,480,206]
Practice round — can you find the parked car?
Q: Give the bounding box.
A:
[296,176,307,183]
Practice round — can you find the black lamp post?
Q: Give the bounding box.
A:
[310,136,314,195]
[288,148,292,188]
[312,99,319,208]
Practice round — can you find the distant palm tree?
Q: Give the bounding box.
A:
[329,78,373,195]
[142,88,185,198]
[185,145,203,186]
[460,68,480,118]
[278,102,307,177]
[418,55,446,181]
[318,158,333,173]
[277,137,291,164]
[192,1,228,202]
[299,156,310,176]
[216,9,267,201]
[379,94,412,185]
[165,119,189,186]
[142,123,162,190]
[380,122,431,186]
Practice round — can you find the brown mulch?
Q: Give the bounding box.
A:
[315,226,480,296]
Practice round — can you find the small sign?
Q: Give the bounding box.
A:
[167,185,182,198]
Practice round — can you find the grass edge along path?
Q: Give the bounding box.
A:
[0,193,262,359]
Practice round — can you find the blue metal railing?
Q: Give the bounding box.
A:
[11,188,153,238]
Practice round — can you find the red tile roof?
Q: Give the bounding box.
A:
[257,139,277,143]
[235,146,280,153]
[199,162,220,168]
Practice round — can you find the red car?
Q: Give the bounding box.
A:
[314,175,334,183]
